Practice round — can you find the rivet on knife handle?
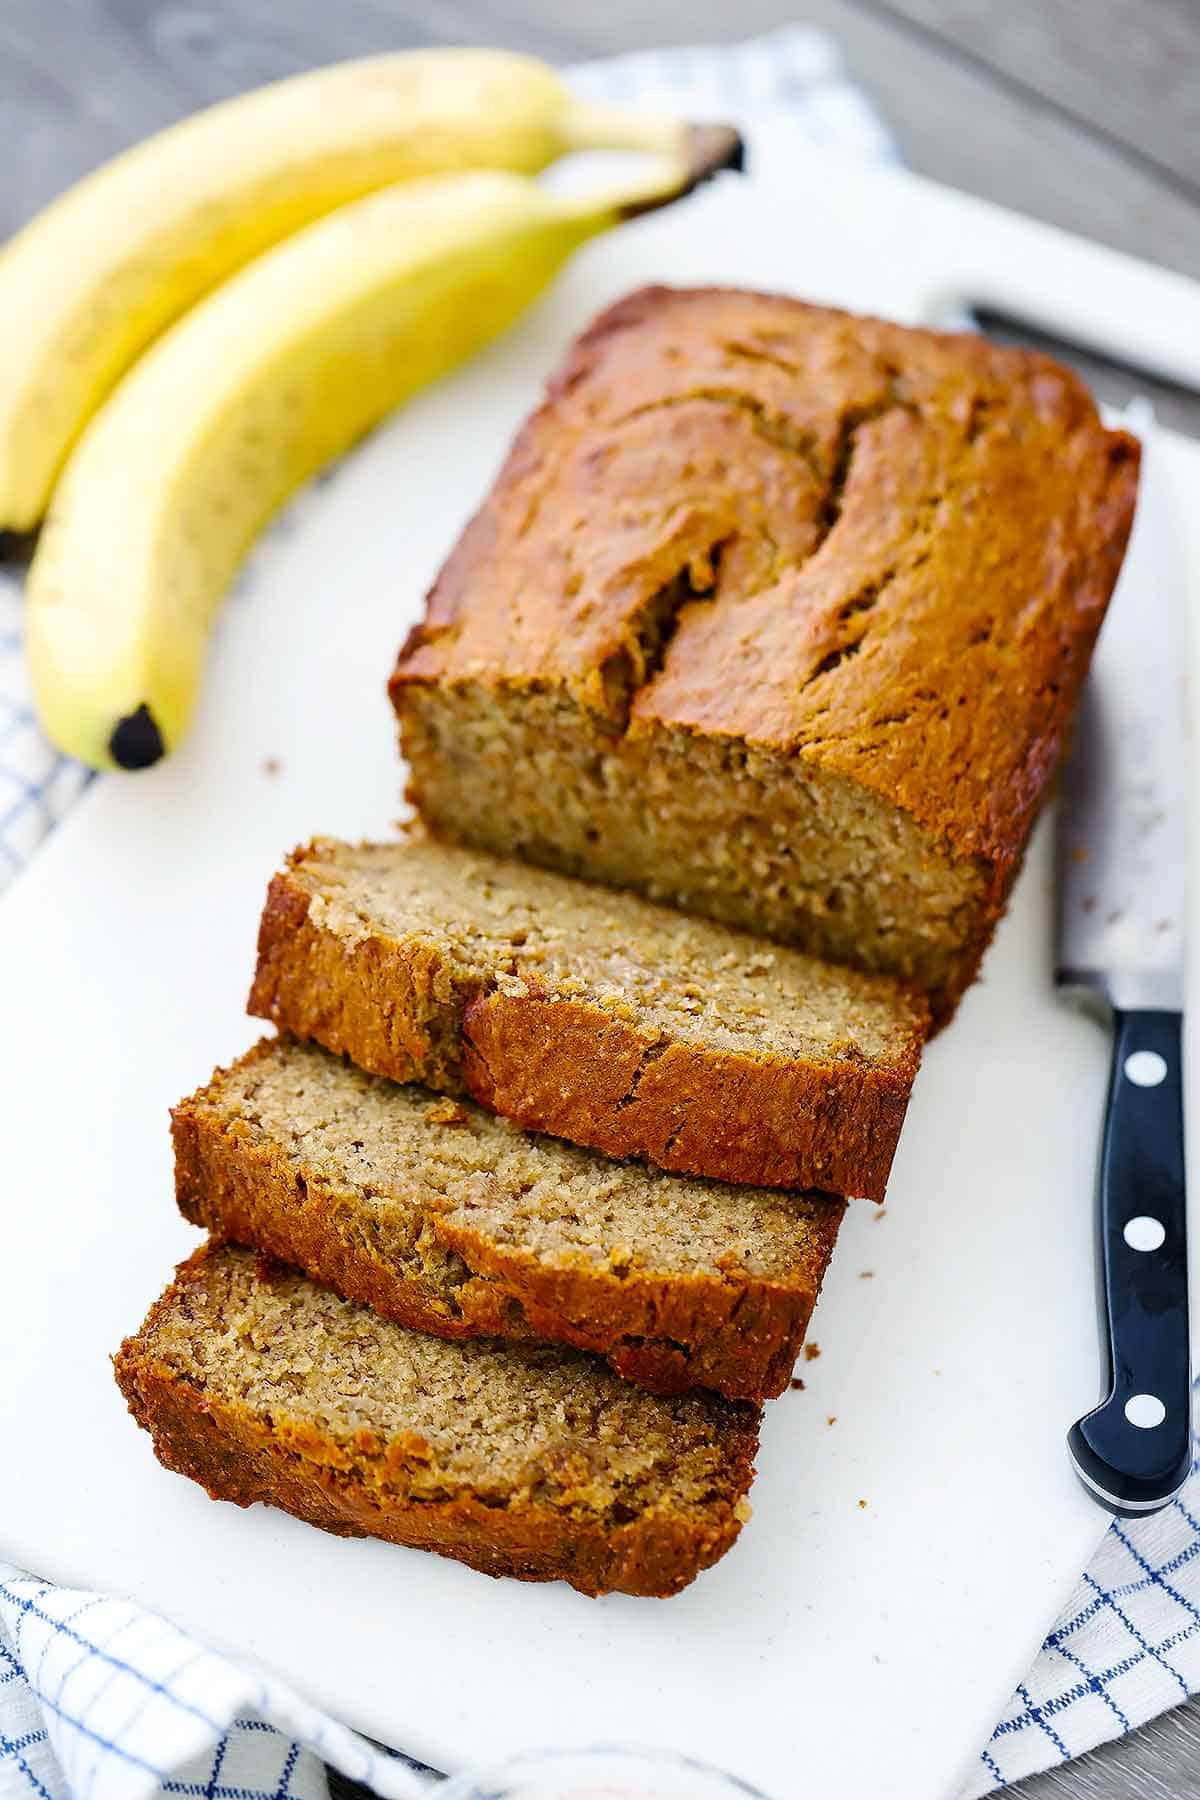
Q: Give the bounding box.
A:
[1068,1009,1191,1514]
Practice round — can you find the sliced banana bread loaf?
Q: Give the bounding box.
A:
[115,1242,758,1597]
[391,285,1140,1018]
[174,1035,844,1400]
[248,835,927,1201]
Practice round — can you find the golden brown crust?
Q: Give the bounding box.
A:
[172,1049,844,1402]
[248,850,925,1199]
[390,285,1140,1012]
[394,284,1138,876]
[248,870,466,1091]
[462,988,917,1199]
[114,1249,757,1598]
[434,1208,837,1399]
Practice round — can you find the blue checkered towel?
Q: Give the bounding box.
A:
[0,1568,435,1800]
[2,25,1199,1800]
[0,569,92,888]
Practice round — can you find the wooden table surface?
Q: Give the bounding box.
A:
[4,4,1199,1796]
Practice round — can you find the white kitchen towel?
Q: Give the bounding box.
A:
[7,1482,1200,1800]
[1,24,1196,1800]
[965,1473,1200,1793]
[0,1566,435,1800]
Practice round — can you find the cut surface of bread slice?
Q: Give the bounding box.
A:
[248,835,928,1201]
[174,1035,844,1400]
[390,286,1138,1020]
[114,1242,759,1598]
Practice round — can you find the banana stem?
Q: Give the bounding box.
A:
[554,123,745,230]
[558,98,688,158]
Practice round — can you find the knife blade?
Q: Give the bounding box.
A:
[1055,421,1191,1514]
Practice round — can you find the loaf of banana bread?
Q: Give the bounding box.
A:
[114,1242,759,1597]
[391,286,1140,1018]
[248,835,927,1200]
[174,1035,844,1399]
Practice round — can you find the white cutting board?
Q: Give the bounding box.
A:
[2,126,1200,1800]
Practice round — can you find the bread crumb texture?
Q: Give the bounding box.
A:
[392,286,1139,1016]
[174,1036,844,1400]
[270,836,927,1064]
[248,834,927,1198]
[114,1243,759,1597]
[187,1037,840,1283]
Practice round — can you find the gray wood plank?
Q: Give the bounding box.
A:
[1003,1692,1200,1797]
[0,0,433,227]
[2,5,1200,1796]
[465,0,1200,284]
[865,0,1200,190]
[4,1,1199,285]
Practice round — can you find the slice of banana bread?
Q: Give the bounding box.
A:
[248,835,928,1201]
[390,285,1140,1019]
[174,1035,844,1400]
[114,1242,759,1597]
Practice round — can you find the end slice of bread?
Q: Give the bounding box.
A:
[247,835,928,1201]
[390,287,1139,1020]
[174,1035,844,1401]
[114,1242,759,1598]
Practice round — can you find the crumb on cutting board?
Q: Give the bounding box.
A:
[804,1342,821,1362]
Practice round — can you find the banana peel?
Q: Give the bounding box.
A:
[0,48,706,530]
[25,130,742,771]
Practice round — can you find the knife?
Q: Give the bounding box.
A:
[1056,424,1191,1515]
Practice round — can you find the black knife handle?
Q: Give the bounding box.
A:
[1069,1009,1191,1514]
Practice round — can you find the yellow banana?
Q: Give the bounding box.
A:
[0,48,697,530]
[26,134,740,772]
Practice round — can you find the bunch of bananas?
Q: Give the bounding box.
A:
[2,49,740,770]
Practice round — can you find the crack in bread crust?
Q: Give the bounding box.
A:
[392,285,1139,1017]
